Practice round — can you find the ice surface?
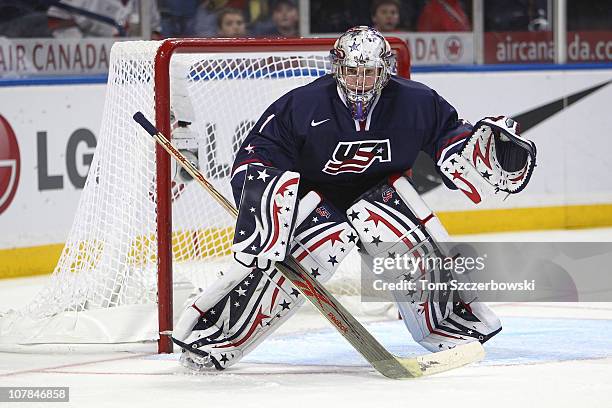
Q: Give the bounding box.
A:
[1,228,612,407]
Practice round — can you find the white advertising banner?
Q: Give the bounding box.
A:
[412,69,612,211]
[0,38,117,77]
[400,32,473,65]
[0,68,611,249]
[0,84,104,247]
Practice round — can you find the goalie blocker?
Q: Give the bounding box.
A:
[232,165,301,262]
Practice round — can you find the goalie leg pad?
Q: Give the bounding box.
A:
[347,176,501,351]
[174,260,306,370]
[174,191,358,370]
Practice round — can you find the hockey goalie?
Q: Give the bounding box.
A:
[172,26,537,370]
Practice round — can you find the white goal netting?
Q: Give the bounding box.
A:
[0,40,398,347]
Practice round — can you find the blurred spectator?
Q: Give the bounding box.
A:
[484,0,549,32]
[0,0,51,37]
[567,0,611,31]
[194,0,222,37]
[158,0,198,37]
[399,0,425,31]
[310,0,369,33]
[252,0,299,37]
[371,0,401,32]
[47,0,161,38]
[417,0,471,32]
[217,7,247,37]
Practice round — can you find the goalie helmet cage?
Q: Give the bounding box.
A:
[0,38,410,354]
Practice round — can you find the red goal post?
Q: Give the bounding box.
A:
[153,38,411,353]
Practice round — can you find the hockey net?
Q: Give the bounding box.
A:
[0,38,410,352]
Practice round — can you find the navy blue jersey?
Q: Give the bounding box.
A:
[231,74,471,211]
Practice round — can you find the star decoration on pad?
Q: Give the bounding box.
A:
[244,144,255,154]
[257,169,270,182]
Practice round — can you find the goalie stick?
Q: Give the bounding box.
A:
[133,111,485,379]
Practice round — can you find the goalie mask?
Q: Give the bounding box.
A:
[330,26,393,121]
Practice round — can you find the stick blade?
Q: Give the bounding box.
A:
[394,341,485,379]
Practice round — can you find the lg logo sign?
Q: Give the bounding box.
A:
[37,129,96,190]
[0,115,20,216]
[0,113,98,216]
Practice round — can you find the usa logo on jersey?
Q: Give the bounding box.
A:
[315,206,331,219]
[381,187,394,203]
[323,139,391,175]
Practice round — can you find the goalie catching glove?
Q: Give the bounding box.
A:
[440,116,537,204]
